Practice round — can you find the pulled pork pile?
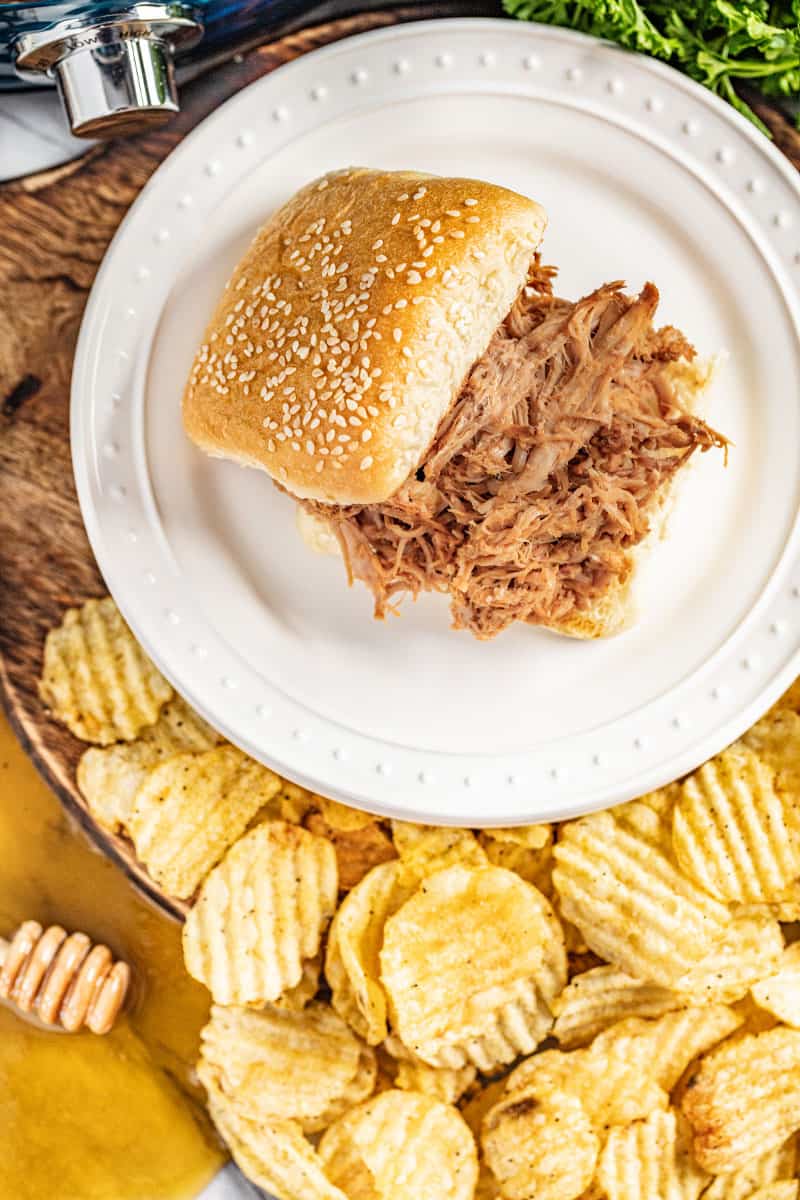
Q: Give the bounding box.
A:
[303,263,725,640]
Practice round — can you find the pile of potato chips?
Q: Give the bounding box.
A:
[41,597,800,1200]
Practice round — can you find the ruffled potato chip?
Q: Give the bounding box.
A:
[552,965,680,1049]
[274,781,315,824]
[128,745,282,898]
[553,811,730,986]
[305,810,396,891]
[325,861,416,1044]
[750,943,800,1028]
[596,1109,708,1200]
[393,1057,476,1105]
[479,829,554,890]
[673,747,800,903]
[380,865,566,1070]
[318,1089,478,1200]
[205,1088,348,1200]
[77,696,222,833]
[682,1027,800,1173]
[742,710,800,823]
[39,596,172,745]
[482,825,552,850]
[391,822,488,884]
[459,1076,510,1140]
[673,913,785,1006]
[313,796,376,831]
[482,1088,599,1200]
[271,952,321,1012]
[198,1001,375,1133]
[505,1008,740,1129]
[744,1186,800,1200]
[183,820,337,1005]
[700,1136,798,1200]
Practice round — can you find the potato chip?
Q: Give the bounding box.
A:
[506,1007,741,1129]
[482,825,552,850]
[272,952,321,1012]
[393,1057,476,1105]
[745,1186,800,1200]
[596,1109,708,1200]
[553,811,730,986]
[750,943,800,1028]
[479,829,554,890]
[391,822,488,884]
[673,747,800,903]
[128,745,282,898]
[39,596,173,744]
[198,1001,375,1133]
[275,780,315,824]
[380,865,566,1070]
[742,710,800,822]
[306,811,397,891]
[325,861,416,1044]
[700,1137,798,1200]
[475,1162,502,1200]
[682,1026,800,1173]
[183,820,337,1005]
[767,677,800,716]
[205,1089,348,1200]
[552,965,680,1049]
[673,913,785,1006]
[459,1077,510,1140]
[76,696,222,833]
[482,1088,599,1200]
[318,1089,478,1200]
[313,796,376,831]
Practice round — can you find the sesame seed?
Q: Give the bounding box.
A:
[360,456,373,470]
[398,193,409,202]
[362,429,373,442]
[464,198,478,206]
[412,297,425,305]
[393,328,402,342]
[451,230,465,239]
[466,215,480,223]
[432,236,444,244]
[407,271,422,284]
[395,299,408,309]
[391,213,400,225]
[372,239,383,250]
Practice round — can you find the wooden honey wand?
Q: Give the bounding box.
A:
[0,920,130,1034]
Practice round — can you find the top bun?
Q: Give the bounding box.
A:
[183,168,547,505]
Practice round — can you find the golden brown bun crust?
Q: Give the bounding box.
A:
[183,168,546,504]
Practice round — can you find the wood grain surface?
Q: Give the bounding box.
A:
[1,10,798,917]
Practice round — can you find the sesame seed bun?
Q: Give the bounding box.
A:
[183,168,547,504]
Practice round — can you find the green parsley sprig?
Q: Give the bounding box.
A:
[502,1,800,134]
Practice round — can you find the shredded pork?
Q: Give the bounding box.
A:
[302,262,725,639]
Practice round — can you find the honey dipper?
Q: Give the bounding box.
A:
[0,921,130,1034]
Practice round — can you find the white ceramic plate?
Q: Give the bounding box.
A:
[72,19,800,827]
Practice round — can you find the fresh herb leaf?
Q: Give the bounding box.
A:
[503,0,800,133]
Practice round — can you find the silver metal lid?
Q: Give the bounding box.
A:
[14,4,202,139]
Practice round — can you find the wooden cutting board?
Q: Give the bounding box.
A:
[1,14,798,918]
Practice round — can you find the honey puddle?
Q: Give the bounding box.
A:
[0,713,224,1200]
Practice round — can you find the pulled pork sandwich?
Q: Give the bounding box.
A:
[184,168,725,640]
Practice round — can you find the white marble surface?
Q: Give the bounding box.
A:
[0,89,90,180]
